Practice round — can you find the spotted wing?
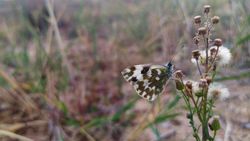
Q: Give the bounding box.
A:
[121,64,170,101]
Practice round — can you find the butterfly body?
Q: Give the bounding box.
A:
[121,62,174,101]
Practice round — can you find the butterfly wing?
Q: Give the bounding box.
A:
[121,64,170,101]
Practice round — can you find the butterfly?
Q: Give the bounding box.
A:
[121,62,174,101]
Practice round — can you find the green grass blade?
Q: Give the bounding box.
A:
[150,124,161,141]
[146,113,180,128]
[236,34,250,45]
[111,97,138,122]
[215,71,250,81]
[166,95,181,110]
[84,117,109,129]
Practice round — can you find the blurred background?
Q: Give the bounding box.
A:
[0,0,249,141]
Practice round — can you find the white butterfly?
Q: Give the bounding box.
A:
[121,62,174,101]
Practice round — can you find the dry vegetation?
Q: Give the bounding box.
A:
[0,0,249,141]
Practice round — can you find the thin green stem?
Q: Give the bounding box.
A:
[201,87,210,141]
[202,13,211,141]
[204,35,209,73]
[206,99,214,120]
[204,13,210,74]
[212,130,217,141]
[196,59,203,77]
[180,90,201,141]
[190,95,202,122]
[181,79,202,122]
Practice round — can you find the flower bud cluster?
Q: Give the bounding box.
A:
[174,5,232,141]
[192,5,221,51]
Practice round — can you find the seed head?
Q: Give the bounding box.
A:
[193,37,200,45]
[175,79,184,90]
[192,50,201,60]
[211,16,220,24]
[186,113,192,119]
[214,46,232,66]
[198,27,207,35]
[209,115,221,131]
[212,64,217,71]
[214,38,222,46]
[175,70,184,79]
[199,79,208,88]
[205,76,212,85]
[204,5,211,14]
[208,83,230,100]
[194,16,201,24]
[185,81,193,90]
[210,47,217,55]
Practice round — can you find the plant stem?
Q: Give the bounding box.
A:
[204,13,210,74]
[190,95,202,122]
[202,13,211,140]
[204,37,208,73]
[181,90,201,141]
[202,87,210,141]
[212,130,217,141]
[196,59,203,77]
[208,46,220,71]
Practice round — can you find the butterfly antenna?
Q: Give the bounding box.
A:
[169,55,177,64]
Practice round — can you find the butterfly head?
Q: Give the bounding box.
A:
[164,62,174,78]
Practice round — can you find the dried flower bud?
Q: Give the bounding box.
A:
[205,76,212,85]
[204,5,211,14]
[195,91,203,97]
[199,79,208,88]
[175,70,184,79]
[185,81,193,90]
[214,38,222,46]
[186,113,192,119]
[209,115,221,131]
[210,89,220,99]
[184,89,193,97]
[192,50,200,60]
[211,16,220,24]
[193,37,199,45]
[212,64,217,71]
[210,47,217,55]
[175,79,184,90]
[198,27,207,35]
[194,16,201,24]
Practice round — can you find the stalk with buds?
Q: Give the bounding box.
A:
[174,5,232,141]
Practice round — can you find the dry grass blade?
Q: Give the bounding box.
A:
[45,0,76,80]
[79,127,96,141]
[0,130,34,141]
[0,65,37,111]
[127,104,156,141]
[224,119,232,141]
[0,120,47,132]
